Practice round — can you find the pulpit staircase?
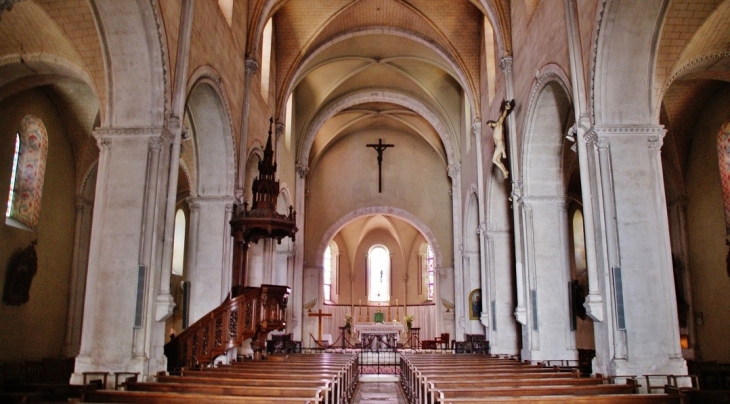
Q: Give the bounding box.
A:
[165,284,290,370]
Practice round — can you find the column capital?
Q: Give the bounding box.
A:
[447,163,460,179]
[471,121,481,137]
[498,56,513,73]
[245,58,259,75]
[296,163,309,179]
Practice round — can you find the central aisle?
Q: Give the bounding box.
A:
[352,381,407,404]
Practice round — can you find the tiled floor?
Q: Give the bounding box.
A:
[351,381,407,403]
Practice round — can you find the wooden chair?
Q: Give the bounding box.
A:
[435,333,450,350]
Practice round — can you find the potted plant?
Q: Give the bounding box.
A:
[344,314,353,334]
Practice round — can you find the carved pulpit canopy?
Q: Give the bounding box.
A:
[230,118,298,245]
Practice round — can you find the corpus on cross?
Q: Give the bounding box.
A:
[366,138,394,193]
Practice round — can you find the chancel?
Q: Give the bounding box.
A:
[1,0,729,403]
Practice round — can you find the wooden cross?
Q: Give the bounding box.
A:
[308,309,332,346]
[366,138,394,193]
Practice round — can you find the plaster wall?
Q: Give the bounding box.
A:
[304,130,452,268]
[0,89,77,360]
[685,86,730,362]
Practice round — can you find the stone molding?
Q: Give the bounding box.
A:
[298,90,456,168]
[661,51,730,99]
[471,121,481,138]
[150,0,171,117]
[588,0,609,122]
[93,126,173,139]
[186,195,236,204]
[521,195,569,204]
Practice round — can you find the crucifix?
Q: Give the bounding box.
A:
[308,309,332,346]
[366,138,395,193]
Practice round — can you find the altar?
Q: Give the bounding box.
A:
[353,322,405,349]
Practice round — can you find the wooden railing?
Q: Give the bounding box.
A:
[166,284,290,370]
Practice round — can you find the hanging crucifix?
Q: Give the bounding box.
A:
[366,138,395,193]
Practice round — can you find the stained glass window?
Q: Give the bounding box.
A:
[5,134,19,218]
[324,245,332,301]
[5,116,48,230]
[427,245,434,300]
[368,246,390,302]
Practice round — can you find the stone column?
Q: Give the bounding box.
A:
[73,126,172,384]
[521,197,576,362]
[447,164,465,340]
[485,230,519,355]
[236,59,259,199]
[302,266,322,348]
[589,126,687,379]
[64,196,94,357]
[291,164,309,341]
[435,266,454,338]
[185,196,234,323]
[499,56,527,326]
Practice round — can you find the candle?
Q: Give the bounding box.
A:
[396,298,398,306]
[359,299,361,306]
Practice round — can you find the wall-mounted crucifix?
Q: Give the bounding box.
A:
[366,138,394,193]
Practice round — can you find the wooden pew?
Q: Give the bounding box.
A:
[434,383,637,401]
[181,368,348,403]
[82,390,321,403]
[433,394,679,403]
[128,381,324,399]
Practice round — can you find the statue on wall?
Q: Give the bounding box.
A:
[3,240,38,306]
[487,99,514,180]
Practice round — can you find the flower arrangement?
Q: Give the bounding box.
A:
[344,314,353,328]
[403,314,414,329]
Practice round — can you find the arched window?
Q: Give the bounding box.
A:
[260,18,273,101]
[323,245,332,301]
[172,209,186,276]
[484,17,497,104]
[368,245,390,302]
[426,245,434,300]
[6,115,49,230]
[5,134,20,218]
[572,209,587,273]
[217,0,233,27]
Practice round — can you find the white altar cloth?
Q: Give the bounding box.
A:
[353,322,405,347]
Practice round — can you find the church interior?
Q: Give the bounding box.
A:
[1,0,730,402]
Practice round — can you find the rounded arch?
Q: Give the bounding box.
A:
[277,26,480,123]
[521,65,573,196]
[298,90,458,169]
[316,206,443,270]
[92,0,168,126]
[591,0,666,125]
[186,75,235,197]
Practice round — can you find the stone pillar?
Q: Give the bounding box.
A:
[236,59,259,198]
[302,266,321,348]
[588,126,687,378]
[64,195,94,357]
[521,197,576,362]
[435,266,454,338]
[186,196,234,323]
[73,126,172,384]
[667,196,696,359]
[447,164,465,340]
[499,56,528,326]
[291,164,309,341]
[485,230,519,355]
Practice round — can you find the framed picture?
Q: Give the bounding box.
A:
[468,289,482,320]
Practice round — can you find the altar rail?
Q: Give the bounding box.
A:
[166,284,290,370]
